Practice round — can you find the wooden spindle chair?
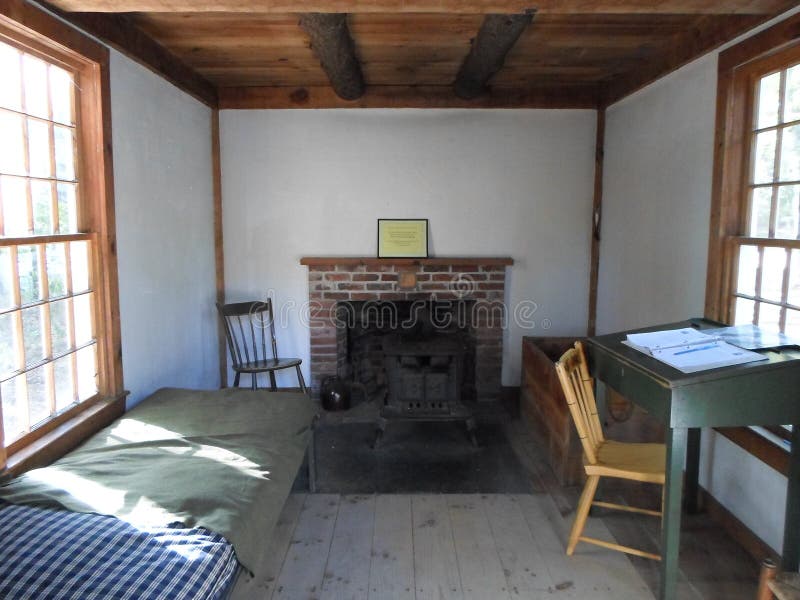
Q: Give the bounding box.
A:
[217,299,306,393]
[757,559,800,600]
[555,341,666,561]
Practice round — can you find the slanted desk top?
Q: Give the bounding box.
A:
[586,318,800,428]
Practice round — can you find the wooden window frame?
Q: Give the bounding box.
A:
[0,1,124,475]
[706,12,800,473]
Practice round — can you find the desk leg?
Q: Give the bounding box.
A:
[660,426,687,600]
[781,424,800,571]
[684,428,701,514]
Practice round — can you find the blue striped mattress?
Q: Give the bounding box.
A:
[0,501,239,599]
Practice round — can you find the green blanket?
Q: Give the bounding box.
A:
[0,387,316,575]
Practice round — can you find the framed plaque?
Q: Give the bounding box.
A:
[377,219,429,258]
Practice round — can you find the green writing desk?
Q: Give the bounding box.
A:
[586,318,800,600]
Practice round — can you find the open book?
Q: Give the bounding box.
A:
[622,327,768,373]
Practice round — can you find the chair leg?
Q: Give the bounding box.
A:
[567,475,600,556]
[757,558,778,600]
[233,372,241,387]
[251,373,257,391]
[269,371,277,391]
[296,365,307,394]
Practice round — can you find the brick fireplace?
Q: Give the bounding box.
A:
[301,257,513,401]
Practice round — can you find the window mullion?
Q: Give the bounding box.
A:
[9,245,29,435]
[38,243,56,414]
[46,67,60,236]
[779,247,791,331]
[64,242,78,404]
[754,246,764,324]
[768,70,787,238]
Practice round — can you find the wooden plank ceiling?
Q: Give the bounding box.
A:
[40,0,798,109]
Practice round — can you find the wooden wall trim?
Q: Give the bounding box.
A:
[587,108,605,336]
[718,11,800,72]
[44,0,792,14]
[600,14,769,107]
[95,46,125,398]
[218,85,599,110]
[701,486,780,563]
[212,109,227,388]
[300,256,514,267]
[716,427,789,476]
[0,0,106,63]
[41,7,218,107]
[3,394,126,478]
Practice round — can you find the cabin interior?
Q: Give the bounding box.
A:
[1,1,799,599]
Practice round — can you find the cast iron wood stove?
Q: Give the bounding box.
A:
[375,331,477,448]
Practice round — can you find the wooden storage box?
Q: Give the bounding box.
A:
[521,337,584,486]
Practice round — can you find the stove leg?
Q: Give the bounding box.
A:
[466,416,478,447]
[372,417,388,449]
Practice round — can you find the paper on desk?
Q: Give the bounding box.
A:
[702,323,800,350]
[625,328,717,354]
[651,340,767,373]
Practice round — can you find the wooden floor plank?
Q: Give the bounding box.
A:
[321,494,376,600]
[368,494,415,600]
[410,494,464,600]
[230,493,305,600]
[516,491,653,599]
[273,493,340,600]
[514,492,585,599]
[483,494,556,599]
[572,508,655,600]
[447,494,512,600]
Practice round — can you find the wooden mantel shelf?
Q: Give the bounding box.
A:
[300,256,513,267]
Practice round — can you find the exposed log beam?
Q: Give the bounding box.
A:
[299,13,364,101]
[41,8,218,107]
[41,0,790,14]
[217,84,598,109]
[454,11,534,100]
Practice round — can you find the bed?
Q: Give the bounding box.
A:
[0,387,316,599]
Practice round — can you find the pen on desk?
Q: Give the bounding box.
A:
[674,344,718,355]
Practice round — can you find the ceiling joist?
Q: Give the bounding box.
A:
[41,0,788,14]
[217,84,598,109]
[299,13,364,100]
[454,11,534,99]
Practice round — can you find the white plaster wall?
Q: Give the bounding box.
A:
[598,8,800,552]
[220,109,596,387]
[111,50,218,407]
[597,53,715,334]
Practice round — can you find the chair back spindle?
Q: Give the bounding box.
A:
[216,298,306,393]
[555,341,605,465]
[217,300,275,367]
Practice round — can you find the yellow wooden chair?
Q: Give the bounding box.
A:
[757,559,800,600]
[554,341,666,561]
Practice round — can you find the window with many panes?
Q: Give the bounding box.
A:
[0,39,99,446]
[731,57,800,333]
[0,11,121,470]
[708,28,800,457]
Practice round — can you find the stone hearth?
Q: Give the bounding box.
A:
[301,257,513,401]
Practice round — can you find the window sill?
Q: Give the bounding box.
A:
[3,392,127,480]
[715,426,790,476]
